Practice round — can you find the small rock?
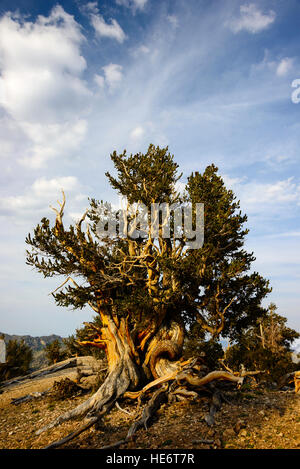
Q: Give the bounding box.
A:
[239,429,247,437]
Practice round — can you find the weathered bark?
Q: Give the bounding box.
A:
[36,311,245,449]
[0,358,78,390]
[144,320,184,379]
[37,314,141,435]
[11,389,51,405]
[277,370,300,393]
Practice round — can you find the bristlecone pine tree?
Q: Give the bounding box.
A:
[25,144,271,448]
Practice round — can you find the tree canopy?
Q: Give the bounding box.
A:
[26,144,271,349]
[25,145,276,446]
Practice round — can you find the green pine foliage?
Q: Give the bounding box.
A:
[0,339,32,381]
[45,339,67,365]
[25,144,273,354]
[225,303,300,381]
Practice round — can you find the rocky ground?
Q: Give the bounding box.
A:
[0,370,299,450]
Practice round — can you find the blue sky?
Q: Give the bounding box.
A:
[0,0,299,349]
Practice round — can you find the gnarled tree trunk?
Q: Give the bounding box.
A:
[37,310,243,449]
[37,311,185,436]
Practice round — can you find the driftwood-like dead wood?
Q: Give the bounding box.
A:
[1,357,101,395]
[0,358,78,390]
[11,389,51,405]
[39,363,244,449]
[0,356,101,390]
[97,386,169,450]
[115,401,134,415]
[175,370,244,389]
[171,387,198,401]
[277,370,300,393]
[43,416,100,450]
[128,385,168,435]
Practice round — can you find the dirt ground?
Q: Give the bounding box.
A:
[0,372,299,450]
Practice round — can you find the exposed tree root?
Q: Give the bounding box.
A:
[97,385,169,450]
[127,385,168,436]
[43,416,99,450]
[37,356,138,436]
[38,359,244,450]
[175,370,244,389]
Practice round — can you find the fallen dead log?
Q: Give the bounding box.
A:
[0,358,77,390]
[11,389,51,405]
[0,356,101,391]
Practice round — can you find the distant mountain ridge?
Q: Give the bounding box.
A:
[0,332,65,370]
[0,332,64,351]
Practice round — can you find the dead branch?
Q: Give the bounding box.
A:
[43,416,99,450]
[0,358,78,390]
[11,389,51,405]
[176,370,244,389]
[50,190,66,226]
[97,385,169,450]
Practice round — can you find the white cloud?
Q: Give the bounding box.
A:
[251,51,295,79]
[276,57,294,77]
[131,44,150,57]
[224,176,300,220]
[93,64,123,91]
[0,176,87,222]
[293,338,300,353]
[243,178,300,206]
[0,7,88,121]
[19,119,87,169]
[116,0,148,12]
[229,3,276,34]
[88,7,126,43]
[130,125,145,141]
[0,6,90,168]
[167,15,179,29]
[94,73,105,88]
[102,63,123,90]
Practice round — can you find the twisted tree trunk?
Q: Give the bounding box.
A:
[37,311,242,448]
[37,312,184,435]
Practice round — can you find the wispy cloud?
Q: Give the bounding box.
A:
[116,0,148,13]
[167,14,179,29]
[0,6,90,168]
[276,57,294,76]
[85,2,127,42]
[228,3,276,34]
[0,1,300,335]
[102,63,123,91]
[0,176,87,223]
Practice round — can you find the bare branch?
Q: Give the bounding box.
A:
[50,190,66,226]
